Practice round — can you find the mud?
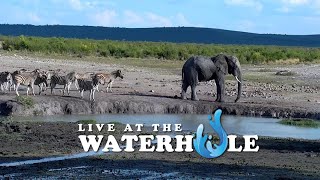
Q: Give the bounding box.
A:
[1,93,320,120]
[0,121,319,179]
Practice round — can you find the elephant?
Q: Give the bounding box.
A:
[181,53,242,102]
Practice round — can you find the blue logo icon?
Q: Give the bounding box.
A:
[193,109,228,158]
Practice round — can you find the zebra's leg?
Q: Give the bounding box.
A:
[106,84,109,93]
[38,84,42,95]
[9,83,12,91]
[6,82,10,91]
[67,82,71,95]
[110,82,113,93]
[91,89,96,102]
[31,84,35,96]
[89,89,92,101]
[51,83,55,95]
[15,83,20,96]
[26,87,29,96]
[80,89,84,99]
[4,82,9,91]
[74,80,79,90]
[63,85,66,95]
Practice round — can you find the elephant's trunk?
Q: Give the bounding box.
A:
[234,71,242,103]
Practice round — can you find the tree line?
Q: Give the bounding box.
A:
[1,35,320,64]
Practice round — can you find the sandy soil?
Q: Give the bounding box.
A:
[0,53,319,118]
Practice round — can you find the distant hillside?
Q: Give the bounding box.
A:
[0,24,320,47]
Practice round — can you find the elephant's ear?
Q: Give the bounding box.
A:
[212,54,228,75]
[217,66,227,75]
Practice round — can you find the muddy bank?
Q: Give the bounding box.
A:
[0,121,319,179]
[0,93,320,120]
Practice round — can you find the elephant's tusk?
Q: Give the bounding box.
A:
[235,76,241,84]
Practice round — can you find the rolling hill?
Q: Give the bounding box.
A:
[0,24,319,47]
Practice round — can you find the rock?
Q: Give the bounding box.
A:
[149,90,154,93]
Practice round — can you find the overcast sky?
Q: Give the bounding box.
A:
[0,0,319,35]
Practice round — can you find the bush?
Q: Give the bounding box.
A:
[1,35,320,64]
[279,119,320,128]
[15,96,34,109]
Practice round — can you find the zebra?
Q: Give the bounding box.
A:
[0,71,13,92]
[50,71,77,95]
[95,70,124,92]
[9,69,28,91]
[74,72,95,90]
[77,75,105,101]
[34,74,49,95]
[13,69,41,96]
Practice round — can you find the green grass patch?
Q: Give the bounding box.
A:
[279,119,320,128]
[1,35,320,64]
[76,119,97,124]
[15,96,34,109]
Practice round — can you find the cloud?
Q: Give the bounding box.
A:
[69,0,83,10]
[175,13,192,26]
[276,0,320,14]
[280,0,309,6]
[123,10,144,25]
[224,0,263,11]
[145,12,172,27]
[276,6,291,13]
[122,11,198,27]
[91,9,118,26]
[236,20,255,32]
[68,0,102,11]
[27,13,41,23]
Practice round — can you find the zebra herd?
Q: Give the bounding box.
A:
[0,69,124,101]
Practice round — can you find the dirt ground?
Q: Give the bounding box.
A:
[0,53,320,179]
[0,53,320,118]
[0,121,319,179]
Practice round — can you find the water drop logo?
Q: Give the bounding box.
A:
[193,109,228,158]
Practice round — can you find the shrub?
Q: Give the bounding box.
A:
[15,96,34,109]
[279,119,320,128]
[1,35,320,64]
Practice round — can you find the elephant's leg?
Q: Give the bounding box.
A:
[215,79,221,102]
[181,82,189,100]
[220,82,225,103]
[191,84,199,101]
[215,76,225,102]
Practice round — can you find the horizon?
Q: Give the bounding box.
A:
[2,24,319,36]
[1,0,320,35]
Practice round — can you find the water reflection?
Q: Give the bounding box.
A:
[2,114,320,140]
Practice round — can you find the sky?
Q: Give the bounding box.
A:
[0,0,319,35]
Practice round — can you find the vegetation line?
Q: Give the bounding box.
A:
[279,119,320,128]
[1,35,320,64]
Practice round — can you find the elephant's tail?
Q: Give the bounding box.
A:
[181,69,185,84]
[181,68,184,82]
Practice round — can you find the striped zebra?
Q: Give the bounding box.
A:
[50,71,77,95]
[0,71,13,92]
[13,69,41,96]
[74,72,95,90]
[95,70,124,92]
[34,74,49,95]
[77,74,105,101]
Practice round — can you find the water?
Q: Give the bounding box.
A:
[5,114,320,140]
